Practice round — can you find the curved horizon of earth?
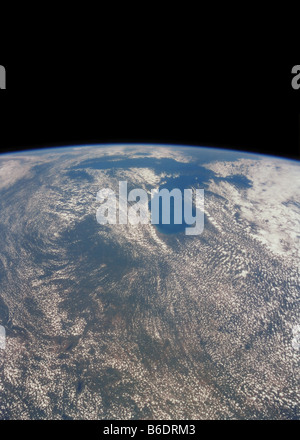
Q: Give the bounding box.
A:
[0,144,299,419]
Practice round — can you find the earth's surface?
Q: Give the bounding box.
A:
[0,144,299,420]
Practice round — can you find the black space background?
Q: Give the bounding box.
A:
[0,48,299,159]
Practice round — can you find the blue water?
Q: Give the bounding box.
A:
[69,149,252,235]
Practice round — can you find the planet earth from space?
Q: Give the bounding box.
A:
[0,144,299,420]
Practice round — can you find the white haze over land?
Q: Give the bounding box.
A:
[203,158,300,262]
